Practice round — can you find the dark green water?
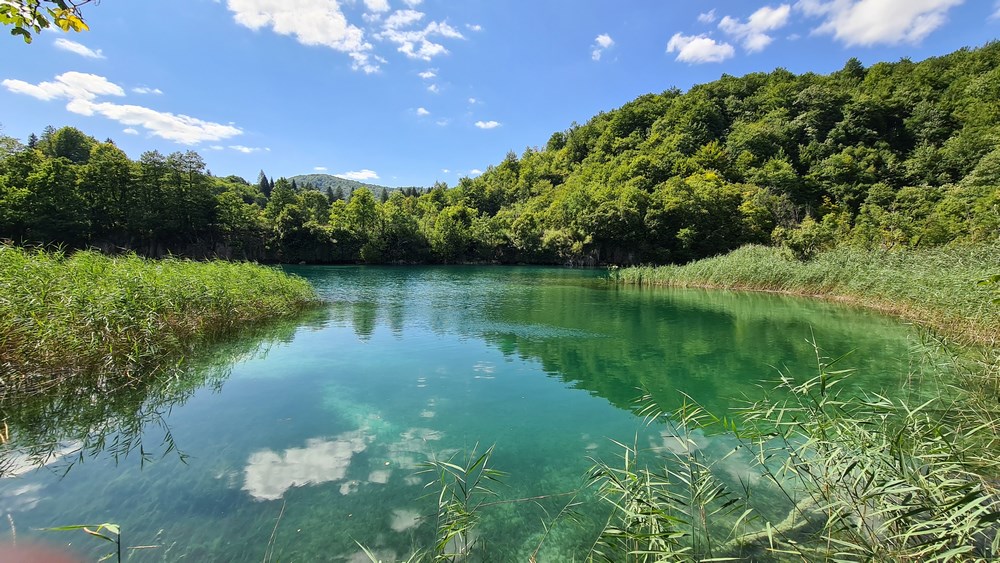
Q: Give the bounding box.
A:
[0,266,934,561]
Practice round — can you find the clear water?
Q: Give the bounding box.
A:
[0,266,934,561]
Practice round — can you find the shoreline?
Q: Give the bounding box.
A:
[610,244,999,347]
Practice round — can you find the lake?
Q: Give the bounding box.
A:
[0,266,935,561]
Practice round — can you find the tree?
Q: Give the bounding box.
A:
[264,178,296,222]
[23,157,88,244]
[44,126,95,164]
[78,142,132,238]
[345,188,379,241]
[1,0,93,43]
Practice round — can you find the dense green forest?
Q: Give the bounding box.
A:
[2,44,998,264]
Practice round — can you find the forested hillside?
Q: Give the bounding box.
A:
[288,174,424,204]
[2,44,998,264]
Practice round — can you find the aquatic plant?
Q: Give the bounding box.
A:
[610,242,1000,345]
[375,339,1000,561]
[583,340,1000,561]
[43,523,121,562]
[0,244,319,396]
[419,444,507,561]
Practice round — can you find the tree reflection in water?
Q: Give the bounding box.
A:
[0,308,330,479]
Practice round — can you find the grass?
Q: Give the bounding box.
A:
[0,244,320,396]
[609,243,1000,345]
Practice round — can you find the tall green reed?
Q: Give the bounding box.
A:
[610,243,1000,345]
[584,340,1000,561]
[0,244,319,396]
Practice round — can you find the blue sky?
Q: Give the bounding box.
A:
[1,0,998,187]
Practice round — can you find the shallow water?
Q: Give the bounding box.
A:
[0,266,934,560]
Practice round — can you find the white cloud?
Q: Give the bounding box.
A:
[122,128,138,135]
[435,118,450,126]
[441,168,450,173]
[796,0,963,46]
[2,71,124,101]
[666,33,735,63]
[363,0,389,13]
[993,0,1000,19]
[418,69,436,79]
[384,8,424,29]
[314,166,328,171]
[698,9,718,24]
[226,0,378,73]
[466,23,482,31]
[339,169,379,180]
[427,83,439,93]
[67,99,244,144]
[5,72,242,145]
[208,145,225,151]
[229,145,268,153]
[475,120,500,129]
[416,106,430,116]
[53,38,104,59]
[132,86,163,95]
[592,33,614,61]
[402,0,422,6]
[469,169,482,176]
[468,97,478,104]
[377,9,464,61]
[719,4,791,52]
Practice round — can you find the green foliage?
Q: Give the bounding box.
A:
[419,444,506,561]
[611,242,1000,344]
[3,43,1000,265]
[0,0,92,43]
[0,245,319,394]
[727,345,1000,561]
[581,345,1000,561]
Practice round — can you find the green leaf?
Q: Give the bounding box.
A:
[10,26,31,43]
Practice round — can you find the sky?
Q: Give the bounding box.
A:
[1,0,998,187]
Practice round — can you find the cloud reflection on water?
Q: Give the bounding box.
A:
[243,430,370,501]
[242,425,452,501]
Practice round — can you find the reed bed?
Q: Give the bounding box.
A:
[610,243,1000,345]
[0,245,319,395]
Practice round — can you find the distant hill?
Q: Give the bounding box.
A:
[288,174,425,198]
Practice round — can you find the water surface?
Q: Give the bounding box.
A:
[0,266,933,560]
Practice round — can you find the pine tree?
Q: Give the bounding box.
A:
[257,170,270,197]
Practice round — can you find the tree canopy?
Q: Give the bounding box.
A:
[1,43,998,264]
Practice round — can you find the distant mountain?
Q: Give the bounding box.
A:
[288,174,425,198]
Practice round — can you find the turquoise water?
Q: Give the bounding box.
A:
[0,266,933,560]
